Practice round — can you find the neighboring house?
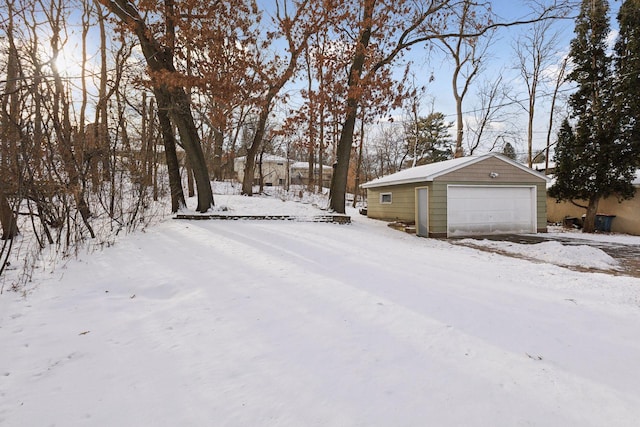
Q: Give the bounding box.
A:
[290,162,333,186]
[234,155,333,188]
[546,170,640,235]
[234,154,288,187]
[362,153,549,238]
[532,161,556,175]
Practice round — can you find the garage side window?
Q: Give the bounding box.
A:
[380,192,392,204]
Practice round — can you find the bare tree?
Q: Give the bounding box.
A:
[465,73,517,155]
[102,0,214,212]
[439,0,496,158]
[240,0,327,196]
[544,55,569,173]
[514,17,562,167]
[0,0,20,240]
[328,0,570,212]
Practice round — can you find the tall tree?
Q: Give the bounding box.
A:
[440,0,494,158]
[549,0,637,233]
[240,0,326,196]
[614,0,640,169]
[0,0,20,240]
[101,0,213,212]
[405,112,453,166]
[327,0,569,213]
[465,73,515,155]
[502,142,517,160]
[514,17,561,167]
[544,55,568,173]
[329,0,454,213]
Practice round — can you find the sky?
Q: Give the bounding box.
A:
[38,0,624,160]
[401,0,623,158]
[1,185,640,425]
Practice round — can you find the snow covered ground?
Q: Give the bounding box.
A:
[1,189,640,426]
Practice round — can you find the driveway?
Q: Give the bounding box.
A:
[450,233,640,278]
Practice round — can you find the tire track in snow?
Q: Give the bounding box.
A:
[160,220,640,426]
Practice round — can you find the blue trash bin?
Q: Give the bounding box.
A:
[595,214,615,232]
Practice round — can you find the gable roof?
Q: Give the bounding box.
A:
[361,153,550,189]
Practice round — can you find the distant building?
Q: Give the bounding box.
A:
[234,155,332,188]
[532,161,556,175]
[362,153,549,238]
[547,169,640,235]
[289,161,333,187]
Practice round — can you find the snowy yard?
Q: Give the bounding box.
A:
[1,191,640,426]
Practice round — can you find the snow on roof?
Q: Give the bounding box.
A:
[532,161,555,172]
[235,154,288,163]
[290,161,332,170]
[361,153,548,188]
[234,156,331,169]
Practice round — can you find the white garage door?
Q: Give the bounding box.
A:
[447,186,536,237]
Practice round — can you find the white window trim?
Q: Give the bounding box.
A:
[380,192,392,204]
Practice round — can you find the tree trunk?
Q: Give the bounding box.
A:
[0,191,18,240]
[103,0,213,212]
[0,5,19,240]
[154,89,186,212]
[212,127,224,181]
[352,113,365,208]
[330,106,358,213]
[241,149,258,195]
[329,0,374,214]
[258,151,265,193]
[97,3,111,182]
[318,102,325,192]
[242,108,270,195]
[186,156,195,198]
[545,57,567,174]
[306,48,316,192]
[527,90,536,167]
[582,196,600,233]
[307,150,315,192]
[454,88,464,158]
[169,88,213,211]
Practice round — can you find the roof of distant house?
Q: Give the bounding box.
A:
[234,154,288,163]
[532,161,556,172]
[290,161,332,170]
[234,155,332,169]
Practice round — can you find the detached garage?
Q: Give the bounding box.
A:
[361,153,549,238]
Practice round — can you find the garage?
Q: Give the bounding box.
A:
[361,153,549,238]
[447,185,537,236]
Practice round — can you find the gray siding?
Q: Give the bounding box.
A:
[436,157,546,184]
[429,182,449,235]
[366,183,426,222]
[365,157,548,236]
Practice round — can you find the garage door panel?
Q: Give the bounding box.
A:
[447,186,535,237]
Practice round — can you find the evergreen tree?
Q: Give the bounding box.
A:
[502,142,517,160]
[405,112,454,166]
[549,0,637,233]
[549,119,581,196]
[614,0,640,169]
